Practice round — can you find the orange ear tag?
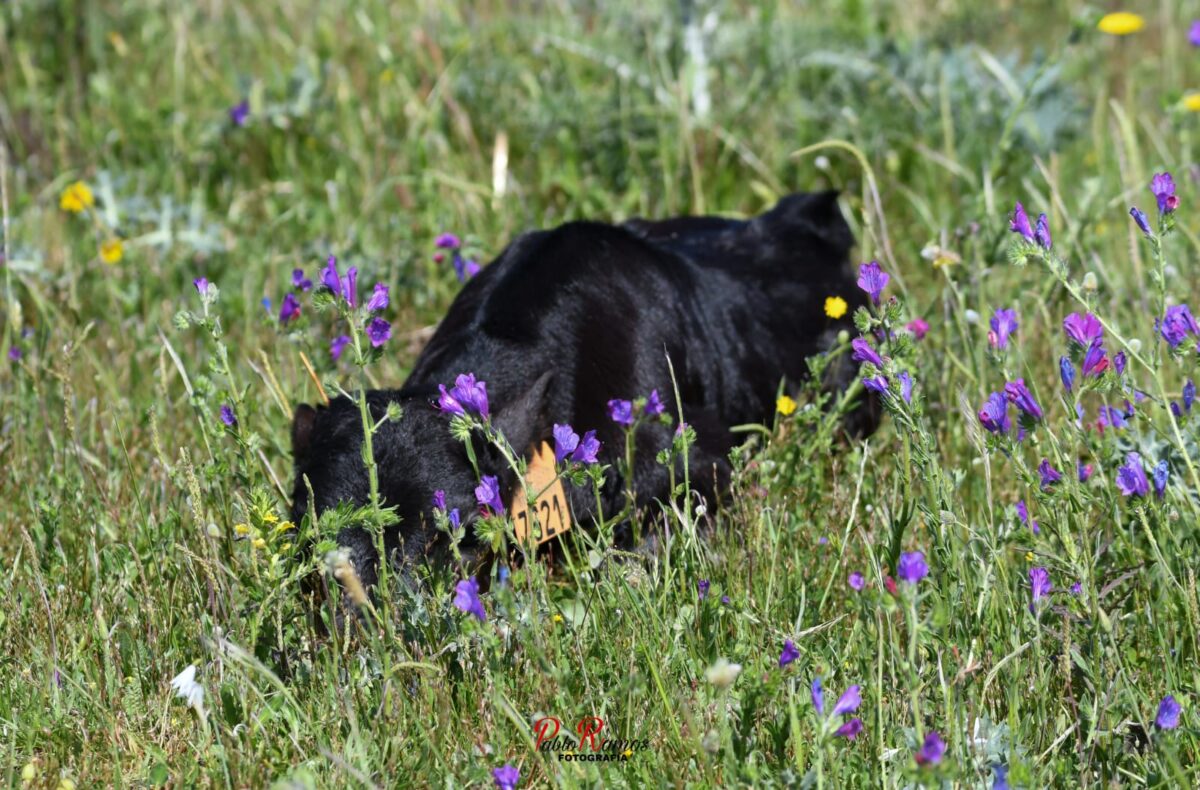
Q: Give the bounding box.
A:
[511,442,573,545]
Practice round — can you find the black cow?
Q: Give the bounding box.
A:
[290,192,876,589]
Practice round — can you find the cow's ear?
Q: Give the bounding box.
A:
[292,403,318,459]
[493,371,553,453]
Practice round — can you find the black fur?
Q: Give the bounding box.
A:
[290,192,877,587]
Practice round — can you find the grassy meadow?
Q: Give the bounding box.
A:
[4,0,1200,786]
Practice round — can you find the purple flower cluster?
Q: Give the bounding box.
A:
[432,489,461,530]
[434,232,481,282]
[438,373,490,420]
[989,308,1018,350]
[453,576,486,621]
[1029,566,1052,611]
[897,551,928,584]
[810,677,864,739]
[552,423,601,465]
[475,474,505,515]
[607,389,666,426]
[1010,202,1052,251]
[915,731,946,765]
[1158,304,1200,350]
[857,261,889,305]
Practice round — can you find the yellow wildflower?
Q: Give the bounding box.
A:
[100,238,123,264]
[262,512,279,524]
[59,181,94,213]
[233,523,251,536]
[776,395,797,416]
[252,537,267,550]
[1025,551,1034,563]
[273,520,295,534]
[552,613,564,623]
[1097,12,1144,35]
[1184,93,1200,112]
[824,295,848,319]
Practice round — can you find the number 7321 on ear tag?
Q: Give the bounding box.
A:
[510,442,573,545]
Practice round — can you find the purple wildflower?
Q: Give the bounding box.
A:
[1159,304,1199,348]
[8,346,21,362]
[448,509,461,529]
[831,685,861,716]
[811,677,824,714]
[862,376,889,393]
[644,389,665,416]
[1060,356,1075,392]
[608,399,634,426]
[856,261,889,305]
[988,308,1018,350]
[1185,379,1196,412]
[1005,379,1043,421]
[897,551,928,584]
[193,277,210,295]
[779,639,799,668]
[1009,202,1034,240]
[366,317,391,348]
[228,100,249,127]
[434,232,461,250]
[906,317,930,340]
[1153,460,1169,498]
[432,490,446,511]
[292,268,312,291]
[1071,582,1082,596]
[1063,312,1103,347]
[278,292,301,324]
[848,571,865,591]
[1113,351,1127,375]
[1130,206,1153,237]
[442,373,489,418]
[835,718,864,740]
[1016,500,1040,535]
[698,579,710,599]
[463,258,481,279]
[993,765,1009,790]
[453,576,486,622]
[553,423,580,464]
[1038,458,1062,490]
[1034,213,1052,250]
[1078,462,1094,483]
[475,474,505,515]
[571,430,601,464]
[899,371,913,404]
[1152,172,1179,215]
[330,334,351,360]
[340,267,358,308]
[1029,567,1052,609]
[978,392,1011,434]
[1098,404,1129,431]
[1116,452,1150,498]
[321,256,341,297]
[1156,695,1182,729]
[219,404,236,426]
[915,731,946,766]
[720,595,730,605]
[1191,21,1200,46]
[366,283,389,312]
[261,297,271,312]
[1082,340,1110,377]
[492,764,519,790]
[851,337,885,368]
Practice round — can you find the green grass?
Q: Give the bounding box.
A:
[3,0,1200,786]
